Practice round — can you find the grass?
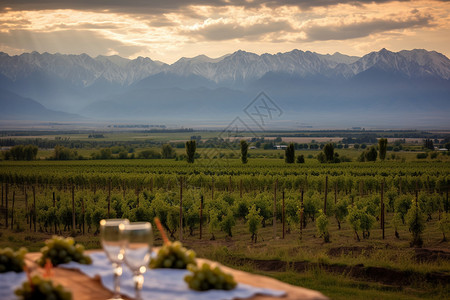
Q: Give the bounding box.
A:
[1,196,449,299]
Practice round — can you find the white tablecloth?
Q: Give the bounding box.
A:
[61,252,286,300]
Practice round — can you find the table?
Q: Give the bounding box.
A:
[25,251,328,300]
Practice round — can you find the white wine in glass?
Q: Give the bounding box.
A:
[120,222,153,300]
[100,219,129,300]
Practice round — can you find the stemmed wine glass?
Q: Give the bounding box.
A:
[120,222,153,300]
[100,219,129,300]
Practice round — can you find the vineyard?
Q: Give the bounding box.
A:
[0,159,448,237]
[1,158,449,299]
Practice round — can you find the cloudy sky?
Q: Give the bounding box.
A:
[0,0,449,63]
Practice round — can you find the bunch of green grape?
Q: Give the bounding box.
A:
[0,247,28,273]
[15,275,72,300]
[184,263,237,291]
[37,236,91,267]
[150,241,196,269]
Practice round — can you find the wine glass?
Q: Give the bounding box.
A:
[120,222,153,300]
[100,219,129,300]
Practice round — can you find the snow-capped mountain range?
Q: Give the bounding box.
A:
[0,48,449,128]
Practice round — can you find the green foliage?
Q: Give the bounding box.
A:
[385,188,398,212]
[234,198,248,220]
[220,208,236,237]
[405,204,425,247]
[4,144,38,161]
[392,212,402,238]
[240,140,248,164]
[378,138,388,160]
[162,144,176,159]
[246,204,263,243]
[138,149,161,159]
[316,210,330,242]
[317,152,326,163]
[253,194,272,226]
[208,208,220,240]
[347,205,375,241]
[418,193,440,221]
[323,143,334,162]
[91,148,113,159]
[363,146,378,162]
[285,143,295,163]
[296,154,305,163]
[394,195,412,224]
[166,205,180,238]
[54,145,78,160]
[118,151,128,159]
[416,152,428,159]
[424,139,434,150]
[438,212,450,241]
[334,198,349,230]
[186,140,197,163]
[303,192,320,223]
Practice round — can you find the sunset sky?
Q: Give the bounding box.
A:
[0,0,449,63]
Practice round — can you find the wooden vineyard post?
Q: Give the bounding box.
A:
[381,181,385,239]
[445,180,449,214]
[53,191,57,234]
[150,177,153,193]
[359,180,363,198]
[240,179,243,198]
[24,187,28,225]
[211,177,215,201]
[199,195,203,240]
[282,190,285,239]
[122,180,126,199]
[324,176,328,215]
[82,196,85,235]
[136,188,140,208]
[300,189,304,240]
[32,185,36,232]
[1,183,3,207]
[334,182,337,204]
[5,184,8,228]
[72,185,76,234]
[399,178,402,195]
[108,179,111,217]
[11,191,15,230]
[179,177,183,241]
[415,181,419,209]
[229,176,232,193]
[273,179,278,239]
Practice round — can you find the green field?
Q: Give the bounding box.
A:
[0,131,449,299]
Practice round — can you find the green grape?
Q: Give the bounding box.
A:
[15,275,73,300]
[184,263,237,291]
[149,241,196,269]
[37,236,91,267]
[0,247,28,273]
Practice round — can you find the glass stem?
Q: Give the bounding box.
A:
[133,273,144,300]
[112,263,122,299]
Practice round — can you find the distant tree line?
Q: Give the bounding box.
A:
[1,144,38,160]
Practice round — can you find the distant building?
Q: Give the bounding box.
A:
[249,146,256,149]
[274,145,287,150]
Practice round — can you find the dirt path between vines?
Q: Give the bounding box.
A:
[229,248,450,287]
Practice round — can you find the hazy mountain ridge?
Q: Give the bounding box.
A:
[0,48,449,127]
[1,48,448,87]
